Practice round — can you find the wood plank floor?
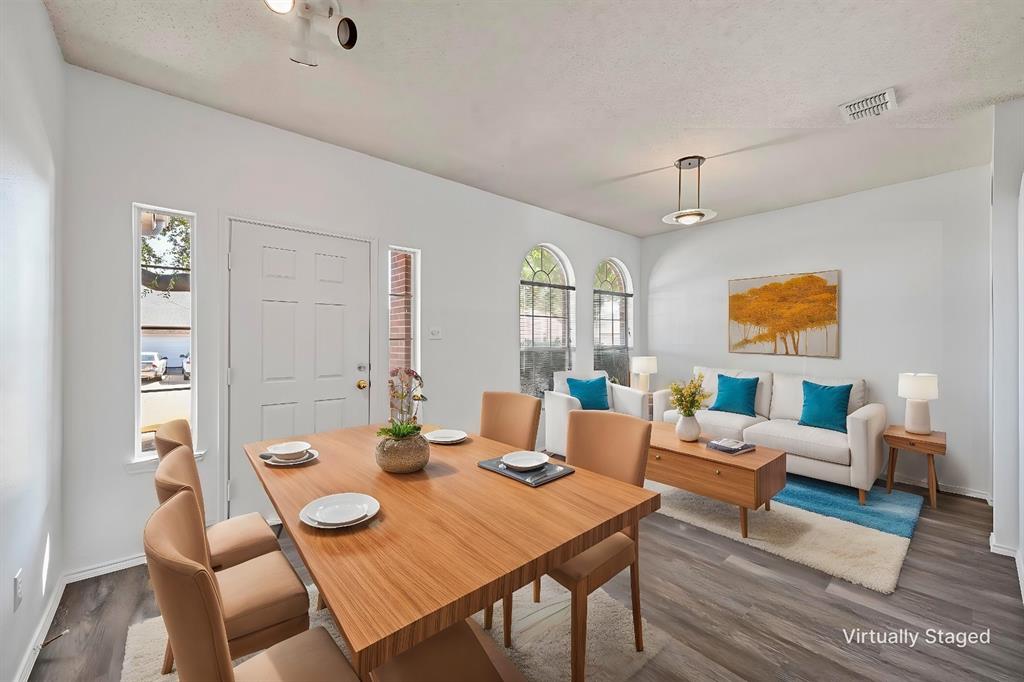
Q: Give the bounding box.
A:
[29,483,1024,681]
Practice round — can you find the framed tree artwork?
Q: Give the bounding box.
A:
[728,270,839,357]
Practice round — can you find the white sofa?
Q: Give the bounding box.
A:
[544,370,648,456]
[652,366,888,501]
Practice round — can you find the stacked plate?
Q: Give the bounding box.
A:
[263,441,319,466]
[300,493,380,529]
[423,429,468,445]
[500,451,549,471]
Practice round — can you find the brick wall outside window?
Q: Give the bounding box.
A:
[389,250,415,372]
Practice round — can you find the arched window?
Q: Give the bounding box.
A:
[519,245,575,397]
[593,259,633,385]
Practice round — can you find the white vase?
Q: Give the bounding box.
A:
[675,414,700,442]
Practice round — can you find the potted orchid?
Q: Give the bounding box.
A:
[669,373,712,441]
[375,367,430,473]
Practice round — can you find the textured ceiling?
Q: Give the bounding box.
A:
[43,0,1024,236]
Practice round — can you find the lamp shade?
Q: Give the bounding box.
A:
[631,356,658,374]
[898,373,938,400]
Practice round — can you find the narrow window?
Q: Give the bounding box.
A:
[136,206,195,456]
[593,259,633,385]
[520,245,575,397]
[388,247,419,372]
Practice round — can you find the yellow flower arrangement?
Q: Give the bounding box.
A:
[669,373,712,417]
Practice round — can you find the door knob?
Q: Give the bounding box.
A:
[356,379,369,390]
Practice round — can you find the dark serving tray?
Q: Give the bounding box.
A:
[478,457,575,487]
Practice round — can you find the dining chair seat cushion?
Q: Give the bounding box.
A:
[207,512,280,570]
[233,626,357,682]
[373,619,526,682]
[216,550,309,641]
[549,531,635,589]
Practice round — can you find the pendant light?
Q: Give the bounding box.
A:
[662,155,717,226]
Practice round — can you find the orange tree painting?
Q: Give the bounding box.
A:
[728,271,839,357]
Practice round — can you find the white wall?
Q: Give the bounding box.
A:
[641,167,991,499]
[989,98,1024,557]
[0,1,65,679]
[60,67,640,573]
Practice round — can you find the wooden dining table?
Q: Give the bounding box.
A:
[243,424,661,680]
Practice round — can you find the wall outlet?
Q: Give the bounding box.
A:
[13,569,23,612]
[428,327,443,340]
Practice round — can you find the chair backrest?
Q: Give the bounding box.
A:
[144,489,233,682]
[480,391,542,451]
[155,419,193,459]
[155,445,207,529]
[566,410,652,487]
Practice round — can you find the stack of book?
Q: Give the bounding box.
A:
[707,438,756,455]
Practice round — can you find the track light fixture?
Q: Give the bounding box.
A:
[263,0,357,66]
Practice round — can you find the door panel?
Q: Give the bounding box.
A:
[229,219,371,519]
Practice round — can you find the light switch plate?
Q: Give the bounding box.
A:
[428,327,443,340]
[13,569,22,612]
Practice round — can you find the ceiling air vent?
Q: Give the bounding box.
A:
[838,87,897,123]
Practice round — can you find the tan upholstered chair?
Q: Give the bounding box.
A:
[479,391,542,451]
[146,490,526,682]
[155,418,193,459]
[144,489,351,682]
[154,445,279,570]
[532,410,651,681]
[479,391,541,644]
[154,447,306,674]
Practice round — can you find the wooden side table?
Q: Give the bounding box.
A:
[882,425,947,508]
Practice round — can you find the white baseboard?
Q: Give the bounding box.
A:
[15,577,67,682]
[64,552,147,584]
[990,533,1019,557]
[882,472,991,503]
[1017,550,1024,605]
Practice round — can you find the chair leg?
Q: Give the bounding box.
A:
[161,640,174,674]
[533,577,541,603]
[630,561,644,652]
[570,585,588,682]
[502,593,513,648]
[483,603,493,630]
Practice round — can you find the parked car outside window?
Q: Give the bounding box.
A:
[141,352,167,380]
[180,353,191,381]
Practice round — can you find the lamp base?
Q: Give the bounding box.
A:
[634,373,651,393]
[904,399,932,435]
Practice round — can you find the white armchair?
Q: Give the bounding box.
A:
[543,370,649,456]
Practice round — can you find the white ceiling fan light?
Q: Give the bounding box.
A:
[661,155,717,227]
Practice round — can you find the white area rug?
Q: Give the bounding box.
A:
[649,481,911,593]
[123,579,667,682]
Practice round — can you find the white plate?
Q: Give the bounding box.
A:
[264,449,319,467]
[300,493,380,529]
[424,429,468,444]
[266,440,312,459]
[310,499,367,525]
[501,451,549,472]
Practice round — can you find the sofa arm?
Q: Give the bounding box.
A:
[652,389,673,422]
[847,403,888,491]
[609,383,648,419]
[543,390,581,456]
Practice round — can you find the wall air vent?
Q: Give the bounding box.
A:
[838,87,897,123]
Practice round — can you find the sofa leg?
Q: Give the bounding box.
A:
[858,489,867,505]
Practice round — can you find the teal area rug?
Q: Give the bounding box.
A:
[774,474,923,538]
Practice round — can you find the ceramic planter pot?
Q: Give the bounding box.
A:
[375,434,430,473]
[675,414,701,442]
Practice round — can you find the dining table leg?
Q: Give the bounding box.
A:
[353,650,372,682]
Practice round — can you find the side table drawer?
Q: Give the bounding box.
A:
[647,450,757,507]
[885,434,945,455]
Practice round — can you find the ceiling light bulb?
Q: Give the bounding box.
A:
[264,0,295,14]
[677,212,703,226]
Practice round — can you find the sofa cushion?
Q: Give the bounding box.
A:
[743,419,851,466]
[798,381,853,433]
[709,374,759,417]
[770,372,865,421]
[664,408,766,441]
[695,366,773,418]
[566,376,609,410]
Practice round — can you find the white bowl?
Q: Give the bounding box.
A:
[266,440,311,461]
[501,451,549,472]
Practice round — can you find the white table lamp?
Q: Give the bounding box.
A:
[898,373,938,435]
[631,356,658,392]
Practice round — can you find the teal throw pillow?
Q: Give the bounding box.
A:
[566,376,610,410]
[798,380,853,433]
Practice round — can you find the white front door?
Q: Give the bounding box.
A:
[228,219,371,519]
